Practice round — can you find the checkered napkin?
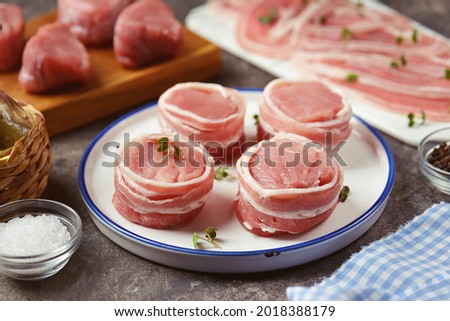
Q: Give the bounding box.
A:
[287,202,450,301]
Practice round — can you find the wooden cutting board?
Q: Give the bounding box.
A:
[0,12,221,136]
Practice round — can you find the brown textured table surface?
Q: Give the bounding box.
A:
[1,0,450,300]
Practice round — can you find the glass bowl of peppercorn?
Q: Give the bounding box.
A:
[418,127,450,195]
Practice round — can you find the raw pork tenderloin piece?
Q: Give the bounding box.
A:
[158,82,246,162]
[233,132,344,236]
[18,23,92,93]
[57,0,134,47]
[113,133,215,228]
[114,0,184,68]
[258,79,352,146]
[0,4,24,71]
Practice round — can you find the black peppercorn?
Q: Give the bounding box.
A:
[427,142,450,172]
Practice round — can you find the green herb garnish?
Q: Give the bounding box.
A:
[400,55,407,66]
[391,55,407,68]
[157,136,169,152]
[214,165,233,181]
[411,29,418,43]
[157,136,182,161]
[193,227,221,249]
[445,68,450,80]
[421,110,426,125]
[319,15,327,25]
[259,8,277,25]
[338,186,350,203]
[253,114,259,126]
[173,145,182,159]
[342,27,352,40]
[356,0,364,8]
[396,36,403,45]
[390,61,399,69]
[346,73,358,82]
[407,112,415,127]
[407,111,426,127]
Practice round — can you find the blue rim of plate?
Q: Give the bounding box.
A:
[78,88,395,257]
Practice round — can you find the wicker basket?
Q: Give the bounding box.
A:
[0,106,51,205]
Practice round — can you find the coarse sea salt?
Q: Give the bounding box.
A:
[0,214,71,256]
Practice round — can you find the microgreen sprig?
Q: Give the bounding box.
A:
[157,136,169,152]
[338,185,350,203]
[346,73,358,83]
[407,110,426,128]
[253,114,260,126]
[258,8,277,25]
[407,113,415,127]
[390,55,407,69]
[342,27,352,40]
[445,68,450,80]
[390,55,408,69]
[420,110,426,125]
[193,227,221,249]
[411,29,418,43]
[157,137,182,161]
[390,61,399,69]
[400,55,407,66]
[214,165,234,181]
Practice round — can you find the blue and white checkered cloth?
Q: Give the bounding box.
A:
[287,202,450,301]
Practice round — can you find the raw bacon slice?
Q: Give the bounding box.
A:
[237,0,448,58]
[114,0,184,68]
[158,82,246,162]
[57,0,133,47]
[293,1,450,59]
[0,4,24,71]
[18,23,92,93]
[293,52,450,121]
[113,133,215,228]
[232,0,450,121]
[233,132,343,236]
[258,79,352,145]
[236,0,310,58]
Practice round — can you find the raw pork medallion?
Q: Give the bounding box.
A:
[0,4,24,71]
[113,134,215,228]
[58,0,134,47]
[258,79,352,145]
[234,132,343,236]
[158,82,246,161]
[114,0,184,68]
[19,23,92,93]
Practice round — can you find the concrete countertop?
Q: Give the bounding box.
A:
[1,0,449,300]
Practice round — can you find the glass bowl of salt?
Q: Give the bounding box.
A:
[0,199,82,280]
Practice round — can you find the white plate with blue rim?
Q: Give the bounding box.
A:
[78,88,395,273]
